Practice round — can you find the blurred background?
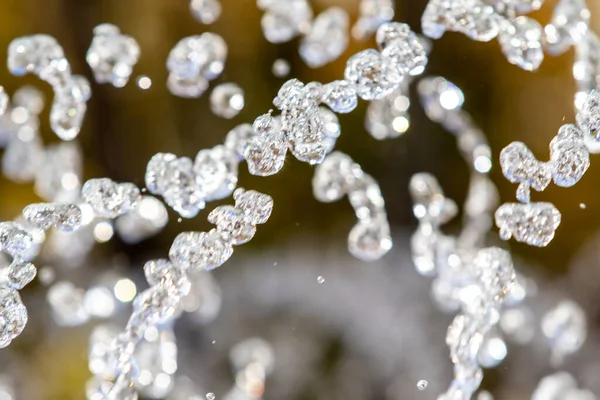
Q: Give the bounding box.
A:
[1,0,600,399]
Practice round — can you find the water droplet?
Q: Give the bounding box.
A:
[580,203,586,209]
[137,75,152,90]
[317,276,325,284]
[177,218,183,223]
[417,380,428,390]
[212,340,216,344]
[206,393,216,400]
[272,58,290,78]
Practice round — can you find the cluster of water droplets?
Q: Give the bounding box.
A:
[312,152,392,262]
[166,33,227,98]
[496,91,600,247]
[86,189,273,399]
[8,34,91,140]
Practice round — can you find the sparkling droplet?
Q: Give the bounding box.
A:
[352,0,395,40]
[169,230,234,272]
[22,203,82,232]
[208,205,257,245]
[495,202,561,247]
[233,188,274,225]
[81,178,141,219]
[194,145,239,201]
[498,17,544,71]
[224,123,256,159]
[206,393,216,400]
[417,380,428,390]
[544,0,590,56]
[579,203,586,209]
[86,23,140,87]
[576,91,600,141]
[299,7,349,68]
[376,22,428,75]
[0,286,28,348]
[190,0,222,24]
[422,0,500,42]
[317,276,325,284]
[210,83,244,119]
[322,80,358,114]
[258,0,313,43]
[344,49,402,101]
[7,260,37,290]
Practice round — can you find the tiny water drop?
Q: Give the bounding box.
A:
[317,276,325,284]
[417,380,428,391]
[206,393,216,400]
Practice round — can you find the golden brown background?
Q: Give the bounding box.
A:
[0,0,599,399]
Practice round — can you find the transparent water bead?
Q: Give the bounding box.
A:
[145,153,206,218]
[8,34,66,77]
[541,300,587,363]
[498,17,544,71]
[82,178,141,219]
[352,0,395,41]
[422,0,500,42]
[344,49,402,101]
[500,141,552,202]
[417,380,428,391]
[544,0,590,56]
[549,125,589,187]
[243,122,288,177]
[50,75,91,141]
[259,0,313,43]
[322,80,358,114]
[115,196,168,244]
[0,222,34,259]
[169,230,233,272]
[210,83,245,119]
[167,74,209,98]
[366,86,410,140]
[206,393,216,400]
[233,188,274,225]
[208,206,256,245]
[470,247,515,301]
[299,7,349,68]
[0,286,28,348]
[495,202,561,247]
[22,203,82,231]
[7,260,37,290]
[195,146,239,201]
[224,124,256,159]
[190,0,222,24]
[576,91,600,141]
[376,22,428,75]
[143,259,190,297]
[312,151,356,202]
[133,286,181,325]
[86,23,140,87]
[167,33,227,81]
[348,218,392,262]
